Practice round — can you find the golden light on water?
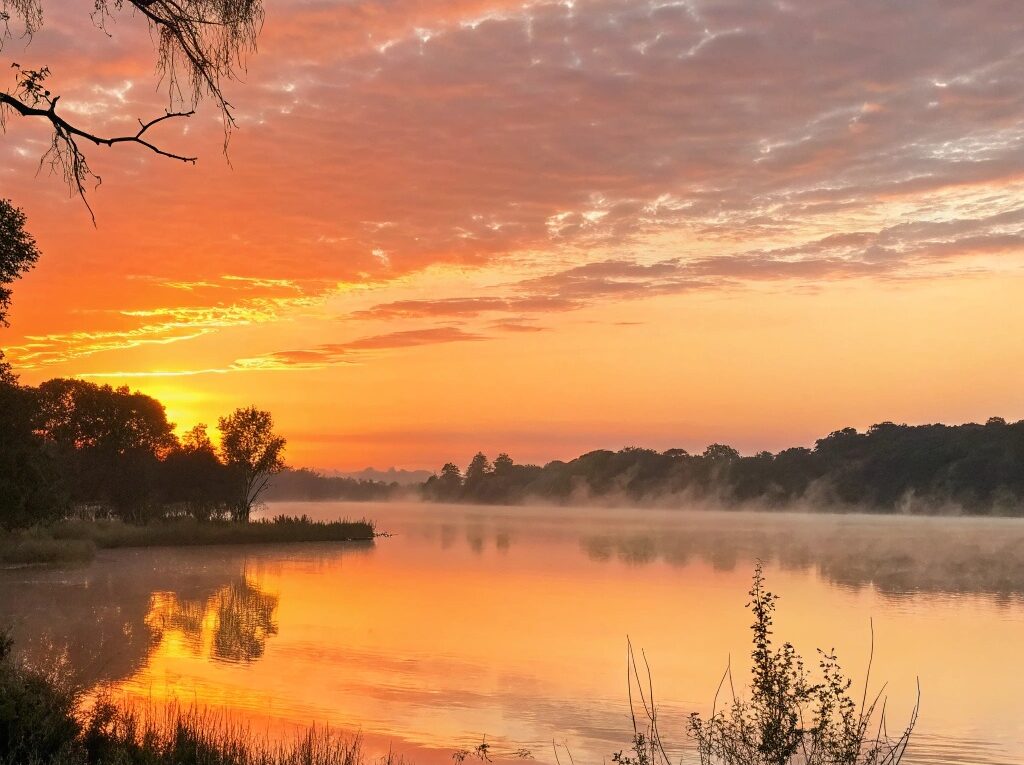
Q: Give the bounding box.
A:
[73,504,1023,764]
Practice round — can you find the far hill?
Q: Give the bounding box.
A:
[333,467,433,486]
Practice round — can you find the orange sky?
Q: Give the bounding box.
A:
[3,0,1024,470]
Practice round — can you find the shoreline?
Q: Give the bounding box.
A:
[0,515,376,567]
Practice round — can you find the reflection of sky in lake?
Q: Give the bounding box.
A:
[1,502,1022,765]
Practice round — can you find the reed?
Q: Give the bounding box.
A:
[0,515,375,566]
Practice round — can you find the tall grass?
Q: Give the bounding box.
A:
[0,515,375,566]
[0,632,390,765]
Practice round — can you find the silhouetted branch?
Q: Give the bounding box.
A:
[0,93,195,161]
[0,0,262,215]
[0,87,194,222]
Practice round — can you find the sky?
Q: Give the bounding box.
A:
[3,0,1024,470]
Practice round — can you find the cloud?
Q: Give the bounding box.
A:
[346,204,1024,323]
[235,326,489,370]
[16,0,1024,276]
[351,296,576,320]
[7,0,1024,376]
[7,276,336,369]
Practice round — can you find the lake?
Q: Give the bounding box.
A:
[2,502,1023,764]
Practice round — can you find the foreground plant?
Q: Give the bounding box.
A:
[617,564,919,765]
[0,631,376,765]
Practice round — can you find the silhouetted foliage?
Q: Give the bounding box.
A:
[613,566,917,765]
[0,198,39,327]
[685,565,917,765]
[0,626,374,764]
[33,378,179,521]
[0,377,292,528]
[424,420,1024,514]
[218,406,286,521]
[0,0,263,214]
[0,379,67,529]
[160,425,235,520]
[423,462,466,502]
[263,468,398,502]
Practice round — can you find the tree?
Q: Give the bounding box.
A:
[702,443,741,462]
[218,407,286,521]
[181,423,215,453]
[494,453,514,476]
[34,379,177,456]
[0,0,263,215]
[0,379,67,528]
[0,198,39,327]
[32,379,178,517]
[465,452,492,486]
[161,423,232,519]
[423,462,463,502]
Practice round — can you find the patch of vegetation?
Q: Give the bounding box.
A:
[0,627,376,764]
[0,533,94,566]
[0,515,374,566]
[617,564,918,765]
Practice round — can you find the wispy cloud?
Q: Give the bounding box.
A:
[8,0,1024,382]
[80,326,491,377]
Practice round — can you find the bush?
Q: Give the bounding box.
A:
[616,564,918,765]
[0,631,82,765]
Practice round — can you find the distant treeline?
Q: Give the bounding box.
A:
[263,468,398,502]
[421,419,1024,514]
[1,376,285,529]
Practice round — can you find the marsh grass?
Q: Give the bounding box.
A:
[0,531,94,566]
[0,633,396,765]
[0,515,375,566]
[79,698,378,765]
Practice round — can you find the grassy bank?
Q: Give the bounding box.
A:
[0,515,375,566]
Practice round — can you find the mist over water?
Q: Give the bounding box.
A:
[1,501,1022,765]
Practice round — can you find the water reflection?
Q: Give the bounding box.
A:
[146,577,279,664]
[577,518,1024,597]
[370,502,1024,598]
[0,541,370,684]
[1,504,1022,765]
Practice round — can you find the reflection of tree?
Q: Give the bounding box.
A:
[212,579,278,662]
[0,544,371,686]
[579,518,1024,598]
[146,577,279,664]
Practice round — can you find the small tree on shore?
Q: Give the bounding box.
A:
[218,407,286,522]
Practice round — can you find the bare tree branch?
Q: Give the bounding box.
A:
[0,0,262,216]
[0,93,196,161]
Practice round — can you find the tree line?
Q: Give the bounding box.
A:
[421,418,1024,514]
[262,468,397,502]
[0,376,286,529]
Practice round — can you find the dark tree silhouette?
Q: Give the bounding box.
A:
[34,378,177,456]
[32,378,179,519]
[0,379,67,528]
[464,452,492,486]
[425,420,1024,514]
[218,406,286,521]
[0,197,38,327]
[0,0,263,215]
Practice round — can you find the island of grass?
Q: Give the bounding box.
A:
[0,515,375,566]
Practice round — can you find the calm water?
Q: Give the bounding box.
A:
[2,502,1024,764]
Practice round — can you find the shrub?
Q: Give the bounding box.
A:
[616,564,919,765]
